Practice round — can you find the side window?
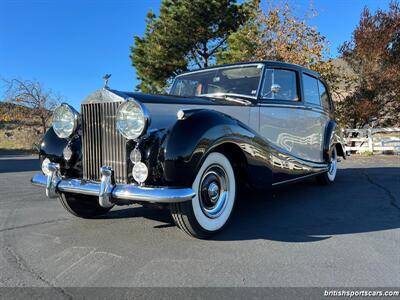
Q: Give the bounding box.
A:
[318,80,331,111]
[261,69,299,101]
[302,74,320,106]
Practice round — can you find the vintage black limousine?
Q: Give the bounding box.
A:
[31,61,346,238]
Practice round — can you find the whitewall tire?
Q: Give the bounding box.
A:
[316,147,338,185]
[170,152,236,238]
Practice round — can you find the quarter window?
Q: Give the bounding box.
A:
[261,69,299,101]
[318,80,331,111]
[302,74,320,106]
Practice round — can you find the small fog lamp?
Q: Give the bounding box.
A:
[132,162,148,184]
[41,158,52,176]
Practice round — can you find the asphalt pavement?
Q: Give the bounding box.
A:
[0,154,399,288]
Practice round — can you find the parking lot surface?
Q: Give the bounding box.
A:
[0,155,399,287]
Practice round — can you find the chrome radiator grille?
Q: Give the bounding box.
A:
[81,102,127,183]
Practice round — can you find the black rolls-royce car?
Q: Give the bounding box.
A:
[31,61,346,238]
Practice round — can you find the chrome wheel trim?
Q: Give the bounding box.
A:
[191,152,236,231]
[199,166,229,219]
[327,148,337,181]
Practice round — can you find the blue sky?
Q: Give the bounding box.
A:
[0,0,393,109]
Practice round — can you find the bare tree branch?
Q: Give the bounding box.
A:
[1,78,62,133]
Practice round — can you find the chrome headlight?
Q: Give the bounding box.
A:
[116,99,149,140]
[52,103,78,138]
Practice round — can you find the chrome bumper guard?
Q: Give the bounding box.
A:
[31,163,194,207]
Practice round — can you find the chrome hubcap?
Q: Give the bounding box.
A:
[207,182,220,202]
[199,165,229,219]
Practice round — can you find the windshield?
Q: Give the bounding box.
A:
[169,64,264,99]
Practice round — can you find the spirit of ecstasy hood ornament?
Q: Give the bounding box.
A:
[103,74,112,89]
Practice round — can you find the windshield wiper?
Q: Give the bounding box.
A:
[198,93,254,105]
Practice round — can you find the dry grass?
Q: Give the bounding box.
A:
[0,123,43,152]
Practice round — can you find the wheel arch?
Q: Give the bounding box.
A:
[323,120,346,161]
[161,109,262,187]
[207,142,249,187]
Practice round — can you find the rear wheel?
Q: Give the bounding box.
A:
[316,147,338,185]
[59,193,113,218]
[170,152,236,239]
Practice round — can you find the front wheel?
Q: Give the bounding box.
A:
[316,147,338,185]
[59,193,113,218]
[170,152,236,239]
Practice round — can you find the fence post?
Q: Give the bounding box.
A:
[368,128,374,152]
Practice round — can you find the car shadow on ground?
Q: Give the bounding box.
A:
[102,167,400,242]
[0,158,40,173]
[211,167,400,242]
[104,204,174,226]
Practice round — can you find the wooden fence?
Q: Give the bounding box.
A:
[344,128,400,154]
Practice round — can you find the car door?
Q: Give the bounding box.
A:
[258,67,319,164]
[301,72,332,162]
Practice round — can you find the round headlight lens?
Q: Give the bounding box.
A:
[116,100,147,140]
[52,104,77,138]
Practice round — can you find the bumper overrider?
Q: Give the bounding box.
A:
[31,162,194,208]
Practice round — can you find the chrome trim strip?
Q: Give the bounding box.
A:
[271,170,328,186]
[259,103,330,115]
[31,173,195,204]
[259,103,306,109]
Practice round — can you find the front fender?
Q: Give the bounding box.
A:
[39,127,82,177]
[161,109,273,187]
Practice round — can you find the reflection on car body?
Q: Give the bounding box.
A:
[31,61,346,238]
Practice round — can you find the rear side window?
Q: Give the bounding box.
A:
[261,69,299,101]
[302,74,320,106]
[318,80,331,111]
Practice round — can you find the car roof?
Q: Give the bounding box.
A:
[176,60,321,78]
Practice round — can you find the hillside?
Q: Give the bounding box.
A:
[0,102,44,152]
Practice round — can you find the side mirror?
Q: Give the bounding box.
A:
[271,84,281,94]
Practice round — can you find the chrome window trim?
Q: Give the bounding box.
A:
[174,63,264,77]
[259,67,302,102]
[259,103,306,110]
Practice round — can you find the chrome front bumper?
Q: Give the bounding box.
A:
[31,163,194,207]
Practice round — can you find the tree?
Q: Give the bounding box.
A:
[217,1,345,96]
[387,30,400,61]
[338,1,400,128]
[2,78,61,133]
[130,0,249,93]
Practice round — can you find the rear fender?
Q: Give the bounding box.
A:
[323,121,346,161]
